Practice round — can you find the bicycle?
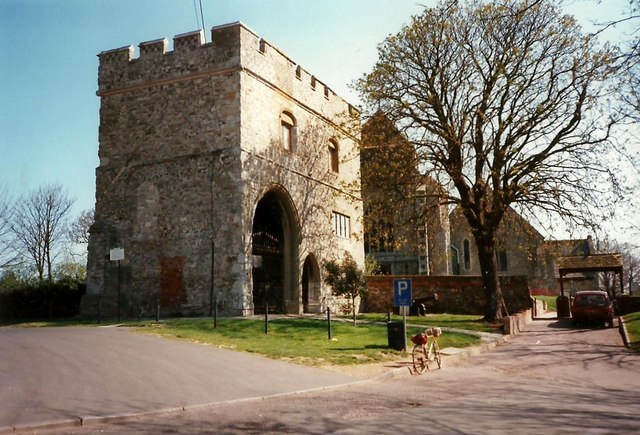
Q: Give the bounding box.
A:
[411,327,442,374]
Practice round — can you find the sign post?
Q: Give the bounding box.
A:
[393,278,413,351]
[110,248,125,322]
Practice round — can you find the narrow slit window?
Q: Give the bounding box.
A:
[497,249,508,272]
[329,139,339,173]
[463,239,471,270]
[280,111,296,151]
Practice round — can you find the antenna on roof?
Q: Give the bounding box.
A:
[192,0,207,42]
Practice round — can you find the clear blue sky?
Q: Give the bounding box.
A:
[0,0,633,233]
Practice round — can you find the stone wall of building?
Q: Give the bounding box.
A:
[448,207,544,281]
[84,23,363,318]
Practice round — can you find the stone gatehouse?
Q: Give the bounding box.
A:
[83,22,364,317]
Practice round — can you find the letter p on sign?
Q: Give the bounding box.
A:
[393,278,412,307]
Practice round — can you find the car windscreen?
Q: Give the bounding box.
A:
[575,295,607,306]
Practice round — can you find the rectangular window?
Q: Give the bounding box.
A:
[332,212,351,238]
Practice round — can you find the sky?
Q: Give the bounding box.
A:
[0,0,636,242]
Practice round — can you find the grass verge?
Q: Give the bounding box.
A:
[130,317,481,366]
[351,312,501,333]
[623,312,640,352]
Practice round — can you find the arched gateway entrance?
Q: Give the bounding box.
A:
[251,189,299,314]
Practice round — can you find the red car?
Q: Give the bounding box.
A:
[571,291,614,327]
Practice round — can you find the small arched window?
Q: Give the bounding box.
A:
[280,111,296,151]
[328,139,339,173]
[463,239,471,270]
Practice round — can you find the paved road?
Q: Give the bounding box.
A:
[31,318,640,434]
[0,325,355,431]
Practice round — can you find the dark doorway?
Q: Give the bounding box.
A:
[302,254,321,313]
[252,192,286,313]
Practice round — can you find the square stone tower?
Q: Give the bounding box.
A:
[84,22,363,317]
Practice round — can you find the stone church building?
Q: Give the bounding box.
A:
[83,22,364,317]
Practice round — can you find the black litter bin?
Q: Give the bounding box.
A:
[387,321,405,350]
[557,295,571,318]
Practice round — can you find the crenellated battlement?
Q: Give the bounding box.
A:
[139,37,168,58]
[97,22,359,117]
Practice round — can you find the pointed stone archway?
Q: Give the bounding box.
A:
[302,254,322,313]
[251,187,299,314]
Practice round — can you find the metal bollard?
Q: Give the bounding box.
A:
[214,295,218,329]
[156,297,160,322]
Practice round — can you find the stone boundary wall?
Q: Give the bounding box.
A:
[530,288,558,296]
[365,275,532,315]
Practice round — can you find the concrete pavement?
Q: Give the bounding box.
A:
[0,325,357,433]
[3,312,627,434]
[25,315,639,434]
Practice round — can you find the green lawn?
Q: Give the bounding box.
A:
[130,316,481,366]
[623,312,640,352]
[8,314,486,367]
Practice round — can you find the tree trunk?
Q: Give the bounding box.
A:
[475,236,505,323]
[352,295,357,325]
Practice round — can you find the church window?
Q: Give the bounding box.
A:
[463,238,471,270]
[280,111,296,151]
[497,249,508,272]
[329,139,339,173]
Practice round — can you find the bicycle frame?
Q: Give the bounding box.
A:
[411,327,442,374]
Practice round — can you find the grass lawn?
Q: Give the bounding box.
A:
[129,316,482,366]
[623,312,640,352]
[7,314,486,367]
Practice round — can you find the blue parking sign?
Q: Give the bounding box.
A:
[393,278,412,307]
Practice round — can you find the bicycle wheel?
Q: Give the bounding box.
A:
[427,340,442,370]
[412,344,428,374]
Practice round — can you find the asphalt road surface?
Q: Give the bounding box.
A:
[0,325,355,432]
[26,318,640,435]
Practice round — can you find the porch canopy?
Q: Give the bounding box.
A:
[557,253,624,297]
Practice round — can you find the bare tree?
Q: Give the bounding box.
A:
[10,184,74,281]
[357,0,621,321]
[0,189,19,270]
[68,208,94,245]
[599,0,640,123]
[597,237,640,295]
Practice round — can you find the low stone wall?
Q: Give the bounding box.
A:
[364,275,532,315]
[502,309,533,336]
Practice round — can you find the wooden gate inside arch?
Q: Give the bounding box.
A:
[251,188,299,314]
